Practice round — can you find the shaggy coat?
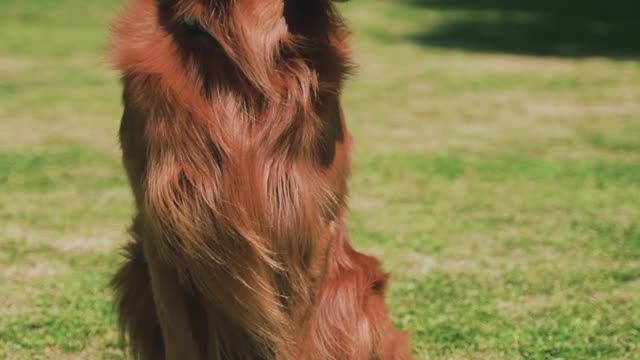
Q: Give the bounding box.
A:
[110,0,412,359]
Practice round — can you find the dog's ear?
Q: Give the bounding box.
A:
[156,0,174,7]
[283,0,324,21]
[284,0,344,34]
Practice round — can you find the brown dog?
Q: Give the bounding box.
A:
[110,0,412,359]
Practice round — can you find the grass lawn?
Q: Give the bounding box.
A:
[1,0,639,359]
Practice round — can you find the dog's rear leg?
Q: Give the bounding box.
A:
[144,241,202,360]
[112,239,164,360]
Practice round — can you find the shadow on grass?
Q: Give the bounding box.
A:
[405,0,640,58]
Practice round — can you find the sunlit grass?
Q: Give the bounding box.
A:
[1,0,639,359]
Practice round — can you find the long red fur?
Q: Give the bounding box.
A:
[110,0,413,359]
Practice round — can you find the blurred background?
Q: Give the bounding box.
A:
[1,0,639,359]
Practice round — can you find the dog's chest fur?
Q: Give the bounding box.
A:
[119,72,349,266]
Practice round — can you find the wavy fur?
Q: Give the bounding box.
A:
[110,0,412,358]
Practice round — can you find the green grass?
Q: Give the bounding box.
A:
[1,0,639,359]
